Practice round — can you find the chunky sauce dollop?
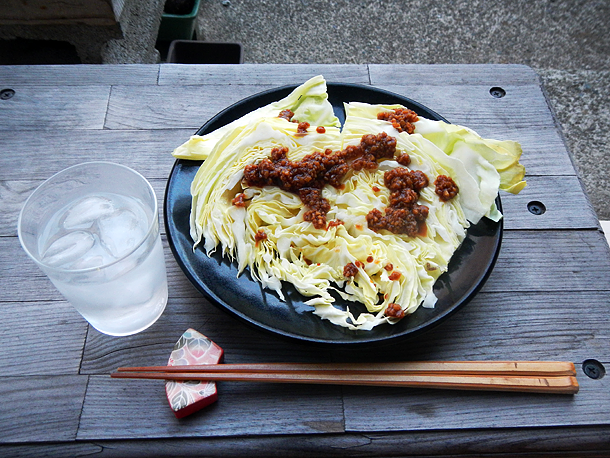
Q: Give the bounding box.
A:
[434,175,459,201]
[241,110,457,236]
[243,132,398,229]
[377,108,419,134]
[366,167,430,237]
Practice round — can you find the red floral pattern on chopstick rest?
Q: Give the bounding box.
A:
[165,329,224,419]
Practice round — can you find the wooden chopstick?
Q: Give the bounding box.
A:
[111,361,579,394]
[115,361,576,377]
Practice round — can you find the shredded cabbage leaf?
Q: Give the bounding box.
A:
[172,76,526,330]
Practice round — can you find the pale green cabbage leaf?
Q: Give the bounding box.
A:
[173,75,340,160]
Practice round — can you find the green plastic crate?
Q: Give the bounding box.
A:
[158,0,201,42]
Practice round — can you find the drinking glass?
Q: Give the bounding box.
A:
[18,162,168,336]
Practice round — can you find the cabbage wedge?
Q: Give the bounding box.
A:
[173,76,526,331]
[173,75,340,161]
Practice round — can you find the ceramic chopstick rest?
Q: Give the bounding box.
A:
[165,329,224,418]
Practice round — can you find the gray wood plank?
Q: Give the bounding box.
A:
[80,295,336,374]
[4,174,595,240]
[2,175,599,237]
[81,289,610,372]
[104,83,557,132]
[82,289,610,369]
[0,64,159,86]
[77,291,610,439]
[0,375,88,443]
[330,290,610,362]
[0,180,40,236]
[369,63,540,86]
[471,124,576,177]
[0,443,102,458]
[0,236,64,302]
[0,85,110,130]
[104,85,275,130]
[343,374,609,432]
[2,178,169,238]
[500,175,599,230]
[378,84,557,130]
[0,117,577,179]
[0,129,191,180]
[485,230,610,293]
[157,63,370,86]
[2,127,590,235]
[0,235,192,302]
[336,428,610,457]
[4,229,610,303]
[0,300,88,376]
[78,375,344,440]
[7,427,610,457]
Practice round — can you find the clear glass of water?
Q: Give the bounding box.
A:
[18,162,168,336]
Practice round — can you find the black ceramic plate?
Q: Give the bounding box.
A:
[164,83,502,347]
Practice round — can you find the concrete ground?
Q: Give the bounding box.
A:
[195,0,610,219]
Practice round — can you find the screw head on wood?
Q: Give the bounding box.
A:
[582,359,605,379]
[527,201,546,215]
[490,87,506,98]
[0,89,15,100]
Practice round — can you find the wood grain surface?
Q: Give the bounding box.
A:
[1,63,609,456]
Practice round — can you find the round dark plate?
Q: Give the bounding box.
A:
[164,83,502,347]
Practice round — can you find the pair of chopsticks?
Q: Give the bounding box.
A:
[111,361,579,394]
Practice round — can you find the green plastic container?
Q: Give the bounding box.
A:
[158,0,201,42]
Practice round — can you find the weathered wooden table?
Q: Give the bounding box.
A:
[1,64,609,457]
